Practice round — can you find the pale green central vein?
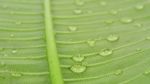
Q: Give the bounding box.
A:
[44,0,64,84]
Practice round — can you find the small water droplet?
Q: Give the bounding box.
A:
[2,5,8,8]
[12,49,17,54]
[11,73,22,77]
[135,5,144,10]
[15,21,22,25]
[10,34,14,37]
[0,61,5,66]
[146,36,150,40]
[114,69,123,76]
[75,0,85,6]
[87,40,96,47]
[3,54,8,57]
[134,23,142,28]
[143,71,150,75]
[0,48,4,51]
[104,20,114,24]
[10,11,15,14]
[74,9,82,14]
[72,54,85,62]
[68,26,77,32]
[107,34,119,42]
[70,64,86,73]
[100,1,107,6]
[136,48,142,51]
[120,18,133,24]
[99,49,113,56]
[110,10,118,15]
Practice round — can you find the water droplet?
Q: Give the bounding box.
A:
[107,34,119,42]
[0,48,4,51]
[104,20,114,24]
[12,49,17,54]
[114,69,123,76]
[100,1,107,6]
[75,0,85,6]
[3,54,8,57]
[74,9,82,14]
[68,26,77,32]
[99,49,113,56]
[72,54,85,62]
[10,11,15,14]
[143,71,150,75]
[70,64,86,73]
[87,40,96,47]
[110,10,118,15]
[134,23,142,28]
[10,34,14,37]
[11,73,22,77]
[15,21,22,25]
[135,5,144,10]
[146,36,150,40]
[0,61,5,66]
[120,18,133,24]
[136,48,142,51]
[2,5,8,8]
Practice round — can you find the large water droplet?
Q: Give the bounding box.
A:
[99,49,113,56]
[107,34,119,42]
[68,26,77,32]
[87,40,96,47]
[120,18,133,24]
[72,54,85,62]
[74,9,82,14]
[135,5,144,10]
[100,1,107,6]
[114,69,123,76]
[70,64,86,73]
[12,49,17,54]
[11,73,22,77]
[75,0,85,6]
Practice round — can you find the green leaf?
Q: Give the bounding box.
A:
[0,0,150,84]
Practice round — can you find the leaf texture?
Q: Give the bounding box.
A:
[0,0,150,84]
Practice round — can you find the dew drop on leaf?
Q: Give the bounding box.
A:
[134,23,142,28]
[74,9,82,14]
[72,54,85,62]
[11,73,22,77]
[99,49,113,56]
[12,49,17,54]
[146,36,150,40]
[87,40,96,47]
[75,0,85,6]
[114,69,123,76]
[70,64,86,73]
[120,18,133,24]
[68,26,77,32]
[143,71,150,75]
[135,4,144,10]
[0,61,5,66]
[105,20,114,24]
[110,10,118,15]
[0,48,4,51]
[100,1,107,6]
[15,21,22,25]
[107,34,119,42]
[10,34,14,37]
